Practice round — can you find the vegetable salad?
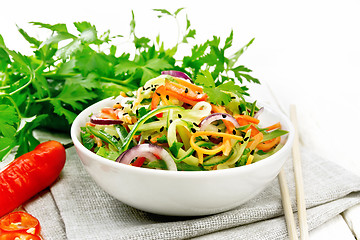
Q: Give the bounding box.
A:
[80,71,288,171]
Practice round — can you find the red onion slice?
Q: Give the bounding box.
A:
[161,70,191,81]
[253,107,264,119]
[199,113,240,131]
[90,113,123,125]
[116,143,177,171]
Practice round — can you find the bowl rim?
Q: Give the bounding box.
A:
[70,96,295,178]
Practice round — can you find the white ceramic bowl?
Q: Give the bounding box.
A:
[71,97,294,216]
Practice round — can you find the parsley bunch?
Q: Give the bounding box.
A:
[0,8,259,161]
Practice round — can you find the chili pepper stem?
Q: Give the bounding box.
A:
[63,142,74,149]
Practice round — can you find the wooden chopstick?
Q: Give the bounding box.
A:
[278,168,299,240]
[290,104,309,240]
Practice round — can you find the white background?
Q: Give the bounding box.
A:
[1,0,360,238]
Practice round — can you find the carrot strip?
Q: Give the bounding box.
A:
[94,136,102,147]
[248,132,264,151]
[246,155,254,165]
[151,85,166,117]
[150,134,164,144]
[172,77,204,93]
[165,82,207,101]
[190,131,244,155]
[198,152,204,164]
[257,136,281,151]
[211,104,236,156]
[165,91,199,106]
[223,137,232,156]
[234,114,260,124]
[266,122,282,131]
[113,103,122,109]
[101,107,118,119]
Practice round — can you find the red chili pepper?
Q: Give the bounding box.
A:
[0,141,66,217]
[0,232,41,240]
[0,211,40,235]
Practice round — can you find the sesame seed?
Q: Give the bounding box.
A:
[222,114,227,118]
[193,122,199,127]
[218,129,221,132]
[156,92,161,96]
[160,126,164,132]
[148,136,151,141]
[166,95,169,100]
[178,114,182,118]
[191,128,196,133]
[169,120,173,124]
[244,137,249,141]
[232,129,236,135]
[185,88,189,93]
[250,150,255,155]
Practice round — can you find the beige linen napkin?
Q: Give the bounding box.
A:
[24,146,360,240]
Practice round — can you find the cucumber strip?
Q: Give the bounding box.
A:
[121,105,184,152]
[130,119,167,132]
[86,126,121,151]
[115,125,128,146]
[202,150,234,166]
[179,101,212,123]
[225,130,251,166]
[177,125,191,150]
[147,160,168,170]
[176,162,204,171]
[176,148,196,163]
[167,119,192,146]
[143,75,166,89]
[253,143,284,162]
[261,129,288,142]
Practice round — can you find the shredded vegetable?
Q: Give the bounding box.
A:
[80,72,288,171]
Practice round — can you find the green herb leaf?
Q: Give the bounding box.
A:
[0,8,259,162]
[0,105,20,137]
[169,142,184,158]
